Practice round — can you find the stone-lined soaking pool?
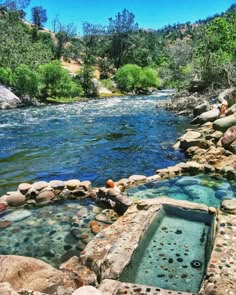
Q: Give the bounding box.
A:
[0,199,115,267]
[126,174,236,207]
[0,92,188,195]
[120,206,214,293]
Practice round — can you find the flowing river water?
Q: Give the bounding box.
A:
[0,92,189,195]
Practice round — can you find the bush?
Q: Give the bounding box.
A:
[115,64,160,92]
[0,67,13,86]
[14,64,39,96]
[39,60,84,98]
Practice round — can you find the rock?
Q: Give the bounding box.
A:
[65,179,80,190]
[18,183,32,195]
[32,181,49,191]
[229,139,236,154]
[36,191,55,203]
[0,85,22,110]
[0,209,31,222]
[208,207,216,214]
[6,192,26,206]
[106,179,115,188]
[213,113,236,132]
[60,256,97,287]
[221,126,236,148]
[129,175,147,183]
[0,201,8,212]
[225,103,236,116]
[0,255,75,294]
[0,220,11,228]
[49,180,65,190]
[72,286,103,295]
[221,199,236,214]
[218,87,236,107]
[180,138,212,150]
[193,102,210,117]
[0,282,19,295]
[26,187,38,199]
[179,130,202,140]
[79,181,91,191]
[191,108,220,125]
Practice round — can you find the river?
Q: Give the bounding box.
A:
[0,92,189,195]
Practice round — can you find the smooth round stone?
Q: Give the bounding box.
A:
[6,192,26,206]
[32,181,49,191]
[208,207,217,214]
[18,183,32,195]
[36,191,55,202]
[65,179,80,190]
[72,286,103,295]
[49,180,65,190]
[79,181,91,191]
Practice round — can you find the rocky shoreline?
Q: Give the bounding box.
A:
[0,88,236,295]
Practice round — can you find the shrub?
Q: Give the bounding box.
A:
[39,60,83,98]
[115,64,160,92]
[14,64,39,96]
[0,67,13,86]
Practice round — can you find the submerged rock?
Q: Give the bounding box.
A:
[0,209,31,222]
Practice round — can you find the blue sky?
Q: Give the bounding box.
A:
[26,0,235,34]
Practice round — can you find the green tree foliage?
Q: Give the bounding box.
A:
[194,14,236,89]
[0,11,53,69]
[31,6,47,28]
[14,64,39,96]
[115,64,160,92]
[108,9,139,68]
[38,60,83,98]
[0,67,13,86]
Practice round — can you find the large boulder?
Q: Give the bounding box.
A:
[0,255,75,294]
[191,108,220,125]
[213,113,236,132]
[0,86,22,110]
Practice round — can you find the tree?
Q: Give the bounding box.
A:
[31,6,47,28]
[108,9,138,68]
[0,0,30,11]
[54,18,77,58]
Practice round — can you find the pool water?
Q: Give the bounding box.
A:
[120,206,214,293]
[0,199,114,267]
[126,174,236,207]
